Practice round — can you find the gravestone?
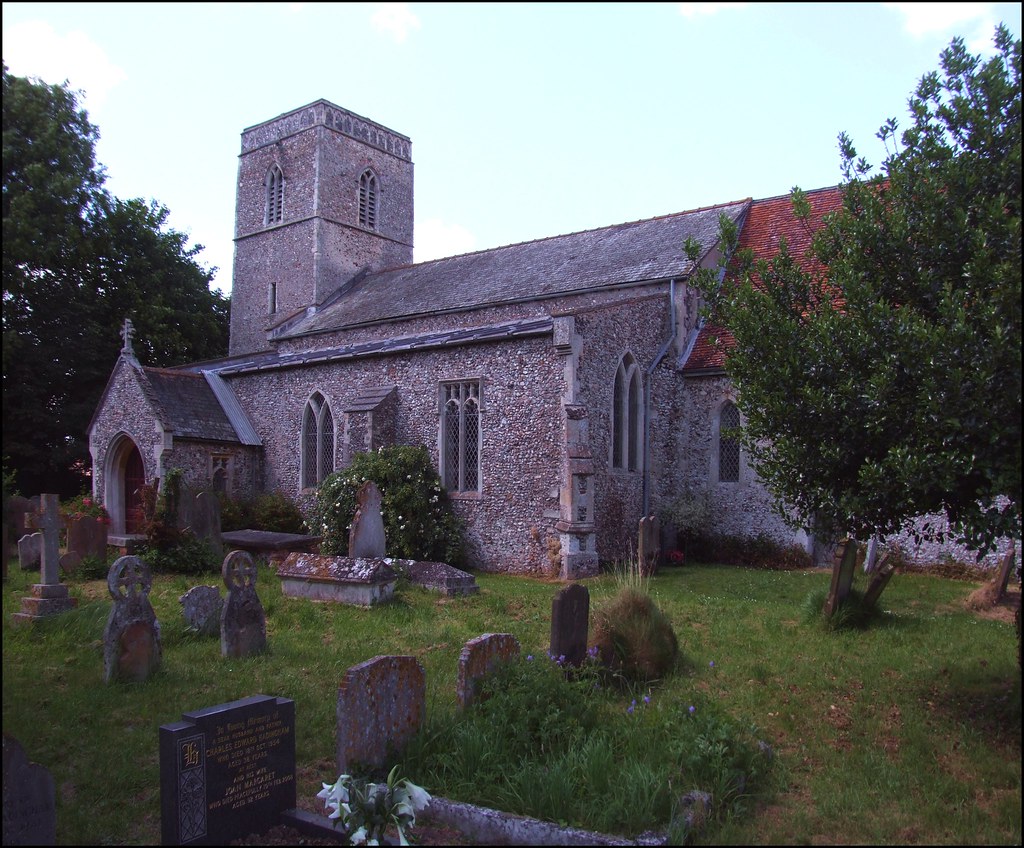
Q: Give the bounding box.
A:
[58,551,81,576]
[18,533,42,571]
[160,694,295,846]
[180,586,224,637]
[823,539,858,618]
[11,495,78,625]
[457,633,520,709]
[336,656,425,774]
[638,514,661,576]
[103,555,162,683]
[221,551,266,658]
[550,583,590,667]
[278,552,399,606]
[190,492,223,551]
[2,733,56,846]
[348,480,386,558]
[863,550,897,608]
[994,547,1017,601]
[66,515,108,560]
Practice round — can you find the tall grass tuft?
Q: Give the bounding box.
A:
[591,586,679,682]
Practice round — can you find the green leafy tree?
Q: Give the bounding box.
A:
[2,65,229,496]
[691,27,1021,555]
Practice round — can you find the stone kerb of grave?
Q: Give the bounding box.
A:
[278,552,399,606]
[103,555,162,684]
[457,633,521,709]
[2,733,57,846]
[221,551,267,658]
[336,656,426,775]
[180,586,224,637]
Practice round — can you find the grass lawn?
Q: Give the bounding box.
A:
[2,559,1020,845]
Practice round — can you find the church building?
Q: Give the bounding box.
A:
[88,99,1006,575]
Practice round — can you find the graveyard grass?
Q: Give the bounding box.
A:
[2,559,1021,845]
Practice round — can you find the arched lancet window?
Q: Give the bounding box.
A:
[718,401,741,483]
[442,382,480,492]
[612,354,643,471]
[358,169,378,230]
[301,392,335,489]
[265,164,284,225]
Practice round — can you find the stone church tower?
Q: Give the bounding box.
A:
[228,100,414,355]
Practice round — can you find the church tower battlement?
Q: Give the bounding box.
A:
[228,100,414,356]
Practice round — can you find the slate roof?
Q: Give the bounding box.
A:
[681,185,844,373]
[282,200,750,338]
[142,368,241,442]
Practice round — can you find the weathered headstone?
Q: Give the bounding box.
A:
[823,539,858,618]
[348,480,386,558]
[638,513,661,576]
[160,694,295,846]
[220,551,266,658]
[2,733,56,846]
[550,583,589,667]
[18,533,42,571]
[277,552,399,605]
[863,551,897,608]
[180,586,224,637]
[457,633,520,709]
[103,555,162,683]
[190,492,223,551]
[66,515,108,561]
[336,656,425,775]
[994,547,1017,601]
[58,551,82,576]
[12,495,78,625]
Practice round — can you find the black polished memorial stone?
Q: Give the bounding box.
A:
[160,695,296,845]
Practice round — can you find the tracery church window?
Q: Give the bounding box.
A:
[718,401,741,483]
[358,169,378,229]
[301,392,335,489]
[265,164,284,225]
[441,381,481,493]
[612,354,643,471]
[211,455,231,494]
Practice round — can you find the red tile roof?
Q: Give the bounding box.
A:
[682,185,844,372]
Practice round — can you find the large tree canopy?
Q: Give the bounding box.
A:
[2,65,230,497]
[692,27,1021,555]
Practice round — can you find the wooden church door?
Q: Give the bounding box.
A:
[124,445,145,534]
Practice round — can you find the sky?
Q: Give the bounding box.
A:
[3,2,1021,295]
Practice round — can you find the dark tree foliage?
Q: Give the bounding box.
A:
[2,65,230,496]
[692,27,1021,555]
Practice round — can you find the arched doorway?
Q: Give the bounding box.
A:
[105,436,148,536]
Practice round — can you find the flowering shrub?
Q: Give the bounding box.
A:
[309,445,464,565]
[318,765,431,846]
[61,494,110,524]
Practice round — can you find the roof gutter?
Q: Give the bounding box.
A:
[642,277,678,516]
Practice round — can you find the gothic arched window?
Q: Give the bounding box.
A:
[441,381,481,492]
[718,401,741,483]
[612,354,643,471]
[358,169,378,230]
[301,392,335,489]
[265,164,284,225]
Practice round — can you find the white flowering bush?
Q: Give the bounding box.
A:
[308,445,465,565]
[318,765,431,846]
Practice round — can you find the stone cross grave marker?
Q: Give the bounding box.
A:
[638,513,661,576]
[160,694,295,846]
[550,583,589,667]
[220,551,266,658]
[12,495,78,625]
[336,656,425,775]
[457,633,520,709]
[824,539,858,618]
[348,480,386,558]
[2,733,56,846]
[103,555,162,683]
[180,586,224,637]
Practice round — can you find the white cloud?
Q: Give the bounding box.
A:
[370,3,421,43]
[1,20,126,110]
[415,219,476,263]
[678,3,749,18]
[883,3,1005,53]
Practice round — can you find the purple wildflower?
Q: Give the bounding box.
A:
[688,705,696,714]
